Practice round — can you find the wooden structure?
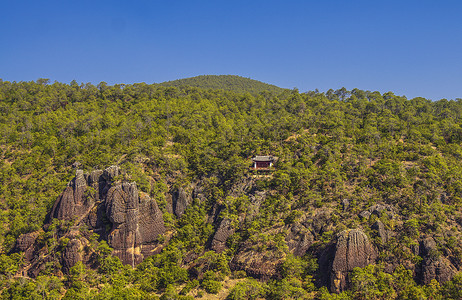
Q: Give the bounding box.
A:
[251,156,275,170]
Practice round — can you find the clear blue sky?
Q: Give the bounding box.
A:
[1,0,462,100]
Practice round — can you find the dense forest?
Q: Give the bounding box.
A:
[1,77,462,299]
[159,75,285,94]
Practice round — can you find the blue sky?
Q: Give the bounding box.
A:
[1,0,462,100]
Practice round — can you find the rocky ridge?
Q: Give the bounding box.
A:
[13,167,462,294]
[15,166,166,276]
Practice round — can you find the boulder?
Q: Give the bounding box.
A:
[312,210,332,235]
[15,232,40,262]
[15,232,39,252]
[62,238,83,273]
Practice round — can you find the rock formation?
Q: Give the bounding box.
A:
[211,218,235,253]
[105,182,165,267]
[359,204,396,219]
[230,241,284,279]
[285,223,314,257]
[329,229,377,293]
[16,166,166,276]
[419,237,456,284]
[172,187,190,217]
[372,220,389,243]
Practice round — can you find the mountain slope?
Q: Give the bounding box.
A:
[3,81,462,298]
[159,75,286,94]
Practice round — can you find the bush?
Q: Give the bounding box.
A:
[201,271,222,294]
[226,279,265,300]
[202,279,222,294]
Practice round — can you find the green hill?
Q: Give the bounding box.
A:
[3,80,462,298]
[159,74,286,94]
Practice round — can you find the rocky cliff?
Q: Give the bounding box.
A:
[15,166,166,276]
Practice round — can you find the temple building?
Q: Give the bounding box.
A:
[251,156,275,169]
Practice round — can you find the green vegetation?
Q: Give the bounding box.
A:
[1,78,462,298]
[159,75,286,94]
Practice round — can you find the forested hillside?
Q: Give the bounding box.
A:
[159,75,285,94]
[1,78,462,299]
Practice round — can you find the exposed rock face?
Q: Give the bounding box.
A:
[372,220,389,243]
[106,183,165,266]
[15,232,40,262]
[18,166,166,276]
[330,229,377,293]
[419,237,456,284]
[312,210,332,236]
[16,232,39,252]
[285,223,314,257]
[172,187,190,217]
[359,204,396,219]
[211,218,235,253]
[50,170,93,221]
[62,238,83,273]
[230,242,284,279]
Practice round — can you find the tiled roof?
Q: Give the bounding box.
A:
[252,156,274,162]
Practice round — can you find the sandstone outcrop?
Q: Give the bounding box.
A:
[329,229,377,293]
[372,220,389,243]
[230,242,284,279]
[105,182,165,266]
[62,238,84,273]
[419,237,456,284]
[285,223,314,257]
[17,166,166,276]
[359,204,396,219]
[211,218,235,253]
[15,232,40,262]
[172,187,190,217]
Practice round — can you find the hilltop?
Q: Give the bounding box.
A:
[159,74,286,94]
